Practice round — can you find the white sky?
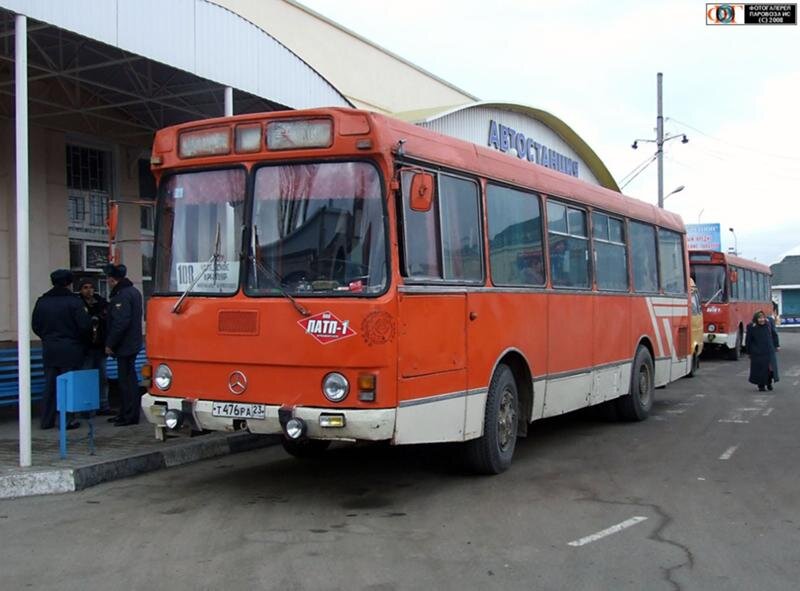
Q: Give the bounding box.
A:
[300,0,799,264]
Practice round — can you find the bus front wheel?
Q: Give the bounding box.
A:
[462,364,519,475]
[617,346,654,421]
[727,329,742,361]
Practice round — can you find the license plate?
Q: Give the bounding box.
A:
[211,402,266,420]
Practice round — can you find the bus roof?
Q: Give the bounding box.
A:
[689,250,771,274]
[152,107,685,233]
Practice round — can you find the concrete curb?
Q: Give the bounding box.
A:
[0,433,277,500]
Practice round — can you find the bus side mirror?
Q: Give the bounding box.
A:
[409,172,434,212]
[729,270,738,283]
[107,202,119,241]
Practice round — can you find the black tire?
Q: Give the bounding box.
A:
[281,438,331,459]
[726,329,742,361]
[616,346,654,421]
[687,351,699,378]
[462,364,519,474]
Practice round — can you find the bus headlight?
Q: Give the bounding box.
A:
[322,372,349,402]
[154,364,173,390]
[164,409,183,430]
[707,324,716,333]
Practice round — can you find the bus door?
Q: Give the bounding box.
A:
[394,169,477,443]
[543,203,594,415]
[397,292,467,443]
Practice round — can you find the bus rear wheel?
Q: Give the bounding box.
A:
[462,364,519,475]
[616,346,654,421]
[727,329,742,360]
[281,438,331,459]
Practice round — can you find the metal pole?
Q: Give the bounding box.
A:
[224,86,233,116]
[15,14,31,467]
[656,72,664,208]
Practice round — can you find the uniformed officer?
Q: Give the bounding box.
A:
[32,269,92,430]
[103,264,143,426]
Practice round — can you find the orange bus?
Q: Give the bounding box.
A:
[141,108,692,473]
[689,250,772,360]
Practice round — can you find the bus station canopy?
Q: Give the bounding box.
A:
[0,0,349,143]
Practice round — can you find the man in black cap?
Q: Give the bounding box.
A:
[32,269,92,430]
[78,277,113,415]
[103,264,143,426]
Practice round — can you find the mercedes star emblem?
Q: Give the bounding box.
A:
[228,370,248,395]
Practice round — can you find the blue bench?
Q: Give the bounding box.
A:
[0,347,147,407]
[0,348,46,405]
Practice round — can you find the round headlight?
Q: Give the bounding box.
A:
[164,409,183,429]
[154,364,173,390]
[707,324,716,333]
[285,417,306,440]
[322,372,349,402]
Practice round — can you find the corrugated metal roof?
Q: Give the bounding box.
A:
[0,0,349,109]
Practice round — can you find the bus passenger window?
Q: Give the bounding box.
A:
[401,171,442,278]
[487,184,544,287]
[592,212,628,291]
[547,202,589,289]
[658,228,686,294]
[630,221,658,293]
[401,171,482,282]
[439,175,482,282]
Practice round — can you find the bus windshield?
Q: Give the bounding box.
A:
[154,168,246,294]
[246,161,387,296]
[692,264,727,303]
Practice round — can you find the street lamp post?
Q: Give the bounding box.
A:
[729,227,738,255]
[663,185,685,202]
[630,73,688,207]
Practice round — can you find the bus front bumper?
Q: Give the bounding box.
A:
[704,332,731,345]
[141,394,396,441]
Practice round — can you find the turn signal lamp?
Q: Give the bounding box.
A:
[266,119,332,150]
[319,414,346,428]
[141,364,153,387]
[235,124,262,153]
[179,127,231,158]
[358,373,376,402]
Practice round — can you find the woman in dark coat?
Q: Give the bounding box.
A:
[745,311,780,391]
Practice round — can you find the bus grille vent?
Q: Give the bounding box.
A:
[218,310,259,335]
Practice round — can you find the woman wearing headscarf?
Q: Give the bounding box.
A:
[745,310,780,391]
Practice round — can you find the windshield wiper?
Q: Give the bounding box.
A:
[703,287,723,304]
[251,225,310,317]
[172,223,221,314]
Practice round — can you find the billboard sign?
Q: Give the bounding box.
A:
[686,223,721,251]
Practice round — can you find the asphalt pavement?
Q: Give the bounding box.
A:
[1,333,799,591]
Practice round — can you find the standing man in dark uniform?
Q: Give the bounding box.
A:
[32,269,91,430]
[103,264,143,426]
[78,277,113,415]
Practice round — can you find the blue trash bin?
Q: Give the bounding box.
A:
[57,369,99,458]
